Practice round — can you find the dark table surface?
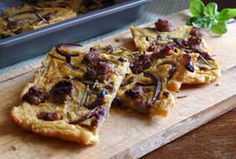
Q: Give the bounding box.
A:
[143,108,236,159]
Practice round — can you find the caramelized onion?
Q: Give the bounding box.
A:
[199,52,213,60]
[160,61,177,80]
[121,76,134,87]
[56,43,82,57]
[182,54,195,72]
[34,10,47,22]
[8,10,36,20]
[71,106,107,124]
[112,97,125,108]
[143,73,161,105]
[8,9,48,22]
[55,43,82,69]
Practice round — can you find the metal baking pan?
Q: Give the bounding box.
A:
[0,0,151,68]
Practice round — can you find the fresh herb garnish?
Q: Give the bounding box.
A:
[188,0,236,35]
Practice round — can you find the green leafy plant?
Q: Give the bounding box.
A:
[187,0,236,35]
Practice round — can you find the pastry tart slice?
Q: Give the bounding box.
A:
[130,19,221,84]
[11,44,129,145]
[112,48,194,117]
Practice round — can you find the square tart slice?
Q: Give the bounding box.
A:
[112,48,193,117]
[0,5,76,38]
[11,44,129,145]
[130,20,221,84]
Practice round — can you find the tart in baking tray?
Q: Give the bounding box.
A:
[33,0,115,14]
[0,5,76,38]
[11,44,129,145]
[130,19,221,84]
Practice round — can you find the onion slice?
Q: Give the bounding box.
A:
[56,43,82,57]
[121,76,134,87]
[143,73,161,105]
[160,61,177,80]
[8,9,47,22]
[70,106,107,124]
[55,43,82,69]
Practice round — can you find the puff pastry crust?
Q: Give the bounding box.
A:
[11,45,129,145]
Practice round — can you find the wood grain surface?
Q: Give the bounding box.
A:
[143,108,236,159]
[0,10,236,159]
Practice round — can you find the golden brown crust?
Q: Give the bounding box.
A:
[11,106,98,145]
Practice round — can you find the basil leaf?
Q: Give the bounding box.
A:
[212,21,227,35]
[187,16,213,28]
[204,2,218,17]
[190,0,205,17]
[217,8,236,21]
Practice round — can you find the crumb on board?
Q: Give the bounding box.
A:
[114,38,120,42]
[177,95,187,99]
[215,81,221,86]
[10,146,16,151]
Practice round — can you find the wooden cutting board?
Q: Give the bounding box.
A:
[1,10,236,159]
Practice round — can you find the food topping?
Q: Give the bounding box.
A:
[163,91,170,97]
[82,50,103,65]
[121,76,134,87]
[199,52,213,61]
[87,89,109,109]
[7,10,36,20]
[72,106,107,126]
[83,52,115,82]
[112,97,125,108]
[56,43,81,57]
[143,73,161,105]
[49,80,73,104]
[155,19,175,32]
[188,36,202,46]
[42,13,54,21]
[190,27,203,37]
[130,53,152,74]
[182,54,195,72]
[7,19,25,29]
[105,82,114,90]
[22,86,47,105]
[118,57,126,62]
[34,10,48,22]
[125,85,144,99]
[55,43,82,68]
[160,61,177,80]
[151,45,176,59]
[125,74,162,112]
[37,112,62,121]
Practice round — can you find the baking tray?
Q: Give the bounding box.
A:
[0,0,151,68]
